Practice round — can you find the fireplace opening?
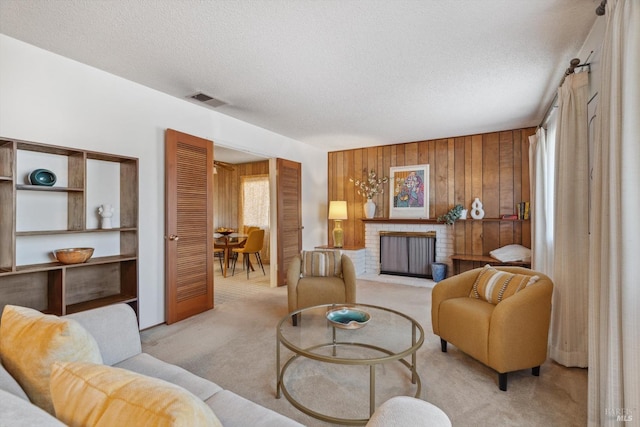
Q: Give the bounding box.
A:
[379,231,436,279]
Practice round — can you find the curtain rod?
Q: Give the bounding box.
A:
[538,56,592,129]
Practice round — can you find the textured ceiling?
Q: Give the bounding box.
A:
[0,0,598,156]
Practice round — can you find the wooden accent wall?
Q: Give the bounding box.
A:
[327,127,535,255]
[213,160,269,230]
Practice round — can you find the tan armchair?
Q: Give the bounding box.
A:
[287,251,356,326]
[431,266,553,391]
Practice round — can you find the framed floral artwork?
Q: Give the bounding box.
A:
[389,164,429,218]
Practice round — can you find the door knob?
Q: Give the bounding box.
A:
[166,235,180,241]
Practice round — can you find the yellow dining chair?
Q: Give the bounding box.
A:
[231,229,265,279]
[213,247,224,272]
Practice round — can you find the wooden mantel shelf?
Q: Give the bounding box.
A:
[361,218,441,224]
[361,218,527,224]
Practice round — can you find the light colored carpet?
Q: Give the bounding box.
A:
[141,275,587,426]
[213,261,271,306]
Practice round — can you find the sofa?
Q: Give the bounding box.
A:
[0,303,303,426]
[0,303,451,426]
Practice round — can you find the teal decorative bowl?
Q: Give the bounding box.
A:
[326,307,371,330]
[29,169,57,186]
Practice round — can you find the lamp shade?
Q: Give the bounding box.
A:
[328,201,348,220]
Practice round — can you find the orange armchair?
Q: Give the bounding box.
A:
[431,266,553,391]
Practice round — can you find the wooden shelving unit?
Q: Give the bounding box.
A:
[0,137,139,318]
[450,254,531,275]
[452,218,531,274]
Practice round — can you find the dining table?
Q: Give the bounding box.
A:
[214,233,247,278]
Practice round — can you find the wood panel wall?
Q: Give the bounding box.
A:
[327,127,535,255]
[213,160,269,231]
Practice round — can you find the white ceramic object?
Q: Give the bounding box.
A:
[98,204,114,229]
[460,209,468,220]
[470,198,485,219]
[364,199,376,218]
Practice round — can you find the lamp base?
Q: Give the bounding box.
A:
[332,221,344,248]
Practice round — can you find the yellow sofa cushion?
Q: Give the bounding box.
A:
[301,250,342,277]
[50,361,222,427]
[470,264,539,304]
[0,305,103,414]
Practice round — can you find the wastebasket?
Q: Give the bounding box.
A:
[431,263,447,282]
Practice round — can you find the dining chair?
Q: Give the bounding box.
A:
[237,226,259,250]
[213,248,224,272]
[243,225,260,235]
[231,229,265,279]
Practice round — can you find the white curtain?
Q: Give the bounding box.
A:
[549,71,590,367]
[240,175,270,262]
[528,125,555,276]
[588,1,640,425]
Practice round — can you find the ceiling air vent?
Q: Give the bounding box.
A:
[187,92,227,108]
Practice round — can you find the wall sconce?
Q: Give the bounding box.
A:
[328,201,348,248]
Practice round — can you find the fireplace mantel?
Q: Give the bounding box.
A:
[361,218,441,224]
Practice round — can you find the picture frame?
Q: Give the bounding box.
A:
[389,164,429,219]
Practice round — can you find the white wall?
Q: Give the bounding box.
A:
[0,34,328,328]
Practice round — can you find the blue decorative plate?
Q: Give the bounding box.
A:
[28,169,57,186]
[326,307,371,329]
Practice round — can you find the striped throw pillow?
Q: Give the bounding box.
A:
[470,264,539,304]
[301,251,342,277]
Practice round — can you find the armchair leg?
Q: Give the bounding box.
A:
[498,373,508,391]
[532,366,540,376]
[440,338,447,352]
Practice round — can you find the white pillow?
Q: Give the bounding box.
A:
[489,244,531,263]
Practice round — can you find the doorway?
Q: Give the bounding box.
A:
[213,145,273,293]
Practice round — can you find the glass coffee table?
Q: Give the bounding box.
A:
[276,303,424,425]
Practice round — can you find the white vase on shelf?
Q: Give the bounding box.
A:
[364,199,376,219]
[98,204,114,229]
[470,198,485,219]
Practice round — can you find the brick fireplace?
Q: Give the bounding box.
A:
[364,221,454,279]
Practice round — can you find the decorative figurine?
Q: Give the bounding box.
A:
[471,198,485,220]
[98,204,114,229]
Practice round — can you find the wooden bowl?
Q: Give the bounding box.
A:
[53,248,94,264]
[216,229,234,236]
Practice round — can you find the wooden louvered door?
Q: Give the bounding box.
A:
[165,129,214,324]
[276,158,302,285]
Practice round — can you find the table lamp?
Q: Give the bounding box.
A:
[328,201,348,248]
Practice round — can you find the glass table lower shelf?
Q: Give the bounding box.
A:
[276,303,425,425]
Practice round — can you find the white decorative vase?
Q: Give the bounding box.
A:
[460,209,468,220]
[98,204,114,229]
[470,198,485,220]
[364,199,376,219]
